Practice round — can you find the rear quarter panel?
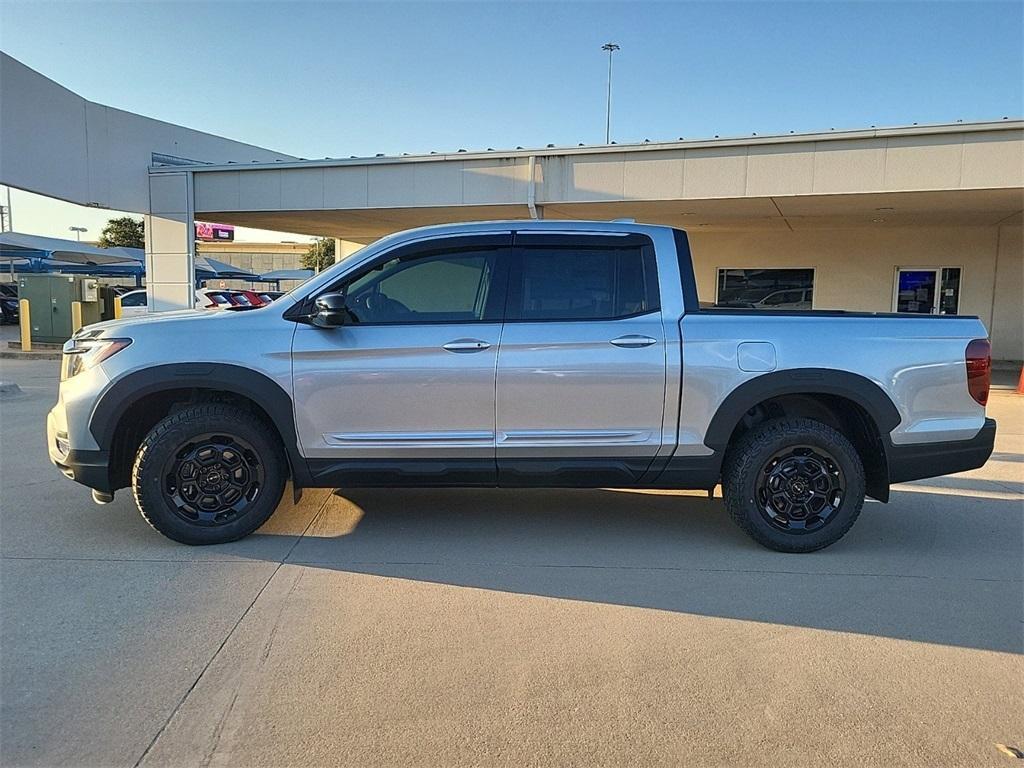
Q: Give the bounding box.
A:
[677,312,989,454]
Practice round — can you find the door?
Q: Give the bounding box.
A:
[291,234,510,485]
[894,267,962,314]
[49,277,75,341]
[495,232,668,486]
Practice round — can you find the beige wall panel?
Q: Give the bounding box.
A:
[688,226,999,332]
[991,224,1023,360]
[811,139,887,193]
[536,156,566,203]
[150,284,196,313]
[746,144,814,196]
[961,130,1024,189]
[281,167,325,210]
[623,151,684,200]
[564,154,625,201]
[683,146,747,199]
[367,164,416,207]
[884,133,964,191]
[337,239,365,261]
[193,171,240,212]
[144,213,188,254]
[323,166,369,208]
[463,158,520,205]
[413,162,463,206]
[510,158,533,204]
[147,252,193,283]
[149,172,190,215]
[238,170,282,211]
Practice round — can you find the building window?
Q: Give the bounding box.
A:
[893,267,962,315]
[716,268,814,310]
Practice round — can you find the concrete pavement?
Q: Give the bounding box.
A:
[1,356,1021,767]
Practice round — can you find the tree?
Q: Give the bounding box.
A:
[301,238,335,272]
[97,216,144,248]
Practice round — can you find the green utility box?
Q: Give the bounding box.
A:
[17,274,103,344]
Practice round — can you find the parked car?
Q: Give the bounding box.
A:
[257,290,284,304]
[718,287,813,310]
[0,283,19,324]
[48,220,995,551]
[117,289,149,318]
[221,290,270,310]
[196,289,240,310]
[117,288,250,315]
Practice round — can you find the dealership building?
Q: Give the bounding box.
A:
[2,53,1021,361]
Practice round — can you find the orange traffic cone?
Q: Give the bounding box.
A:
[1017,365,1024,395]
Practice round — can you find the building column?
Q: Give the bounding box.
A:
[145,172,195,312]
[335,239,363,263]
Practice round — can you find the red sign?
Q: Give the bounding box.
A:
[195,222,235,242]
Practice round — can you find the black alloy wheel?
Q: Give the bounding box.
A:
[132,403,286,545]
[163,433,265,526]
[755,444,845,533]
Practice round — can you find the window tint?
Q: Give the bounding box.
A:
[120,292,147,307]
[509,241,659,321]
[716,269,814,310]
[343,250,499,324]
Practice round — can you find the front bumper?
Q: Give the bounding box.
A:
[888,417,997,484]
[48,407,112,492]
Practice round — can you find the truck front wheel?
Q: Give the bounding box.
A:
[131,403,287,545]
[722,418,866,553]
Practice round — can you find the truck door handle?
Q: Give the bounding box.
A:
[610,335,657,348]
[442,339,491,353]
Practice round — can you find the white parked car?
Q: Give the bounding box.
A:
[117,288,239,316]
[116,289,148,318]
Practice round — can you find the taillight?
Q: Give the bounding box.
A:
[965,338,991,406]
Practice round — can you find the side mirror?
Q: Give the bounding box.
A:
[311,293,349,328]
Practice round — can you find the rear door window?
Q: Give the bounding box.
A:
[508,236,659,321]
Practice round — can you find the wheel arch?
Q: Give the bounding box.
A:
[90,363,307,491]
[705,368,902,501]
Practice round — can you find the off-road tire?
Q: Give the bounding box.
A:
[722,417,866,553]
[132,403,286,545]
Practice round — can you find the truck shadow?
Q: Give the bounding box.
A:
[250,485,1024,655]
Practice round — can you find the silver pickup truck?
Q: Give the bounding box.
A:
[48,220,996,552]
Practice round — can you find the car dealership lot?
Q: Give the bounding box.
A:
[1,356,1021,768]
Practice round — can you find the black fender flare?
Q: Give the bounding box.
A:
[89,363,310,486]
[703,368,901,453]
[703,369,901,502]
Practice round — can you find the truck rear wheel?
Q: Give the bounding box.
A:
[131,403,286,545]
[722,417,865,553]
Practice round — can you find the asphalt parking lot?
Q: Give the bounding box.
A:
[1,355,1021,768]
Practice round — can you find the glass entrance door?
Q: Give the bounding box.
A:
[894,267,962,315]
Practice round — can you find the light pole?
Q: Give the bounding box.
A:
[602,42,620,144]
[69,226,87,242]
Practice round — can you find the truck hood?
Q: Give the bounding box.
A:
[84,296,297,336]
[86,309,223,336]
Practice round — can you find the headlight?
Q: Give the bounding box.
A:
[61,334,132,381]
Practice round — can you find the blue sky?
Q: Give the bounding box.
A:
[0,1,1021,240]
[2,1,1021,158]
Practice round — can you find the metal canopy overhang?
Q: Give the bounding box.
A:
[194,188,1024,242]
[0,232,137,265]
[152,119,1023,174]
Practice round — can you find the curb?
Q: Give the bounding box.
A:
[0,350,62,361]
